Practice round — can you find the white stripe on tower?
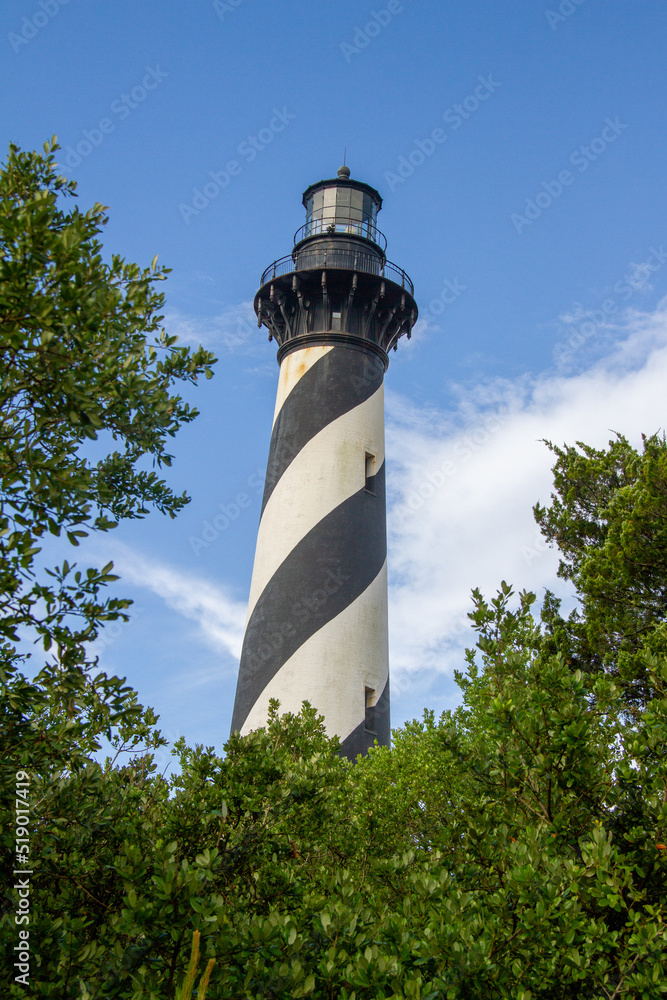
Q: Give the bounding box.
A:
[245,386,385,620]
[231,342,389,757]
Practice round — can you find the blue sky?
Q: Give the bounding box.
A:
[3,0,667,759]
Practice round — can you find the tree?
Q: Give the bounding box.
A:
[534,433,667,713]
[0,138,215,993]
[5,599,664,996]
[0,134,216,751]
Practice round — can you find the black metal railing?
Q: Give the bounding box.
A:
[259,248,414,297]
[293,215,387,253]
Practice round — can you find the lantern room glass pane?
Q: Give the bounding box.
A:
[348,190,364,224]
[308,189,325,234]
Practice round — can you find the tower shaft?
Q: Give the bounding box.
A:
[231,342,389,756]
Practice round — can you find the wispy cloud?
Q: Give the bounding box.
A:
[163,302,259,353]
[105,543,247,661]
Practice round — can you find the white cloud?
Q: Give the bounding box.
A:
[386,300,667,681]
[105,543,247,661]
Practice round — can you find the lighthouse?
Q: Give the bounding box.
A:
[231,165,418,758]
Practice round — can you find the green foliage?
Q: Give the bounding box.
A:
[1,142,665,997]
[0,134,216,711]
[4,602,664,997]
[534,433,667,711]
[0,139,215,994]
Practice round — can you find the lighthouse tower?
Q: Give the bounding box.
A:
[231,165,418,758]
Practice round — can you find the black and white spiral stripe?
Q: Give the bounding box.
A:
[231,342,390,757]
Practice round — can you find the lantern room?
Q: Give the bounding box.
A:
[296,165,385,251]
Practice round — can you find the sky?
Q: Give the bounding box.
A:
[3,0,667,761]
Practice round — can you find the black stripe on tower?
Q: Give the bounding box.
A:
[261,346,384,514]
[231,461,387,734]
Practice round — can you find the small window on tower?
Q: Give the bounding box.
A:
[331,310,342,331]
[365,687,377,734]
[364,452,376,495]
